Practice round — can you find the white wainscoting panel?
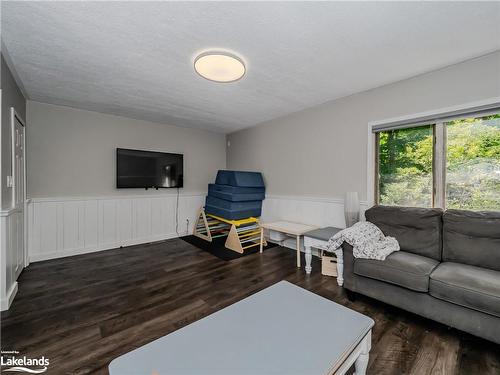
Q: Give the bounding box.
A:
[1,208,21,311]
[262,195,369,229]
[28,193,204,262]
[27,193,368,262]
[261,195,368,253]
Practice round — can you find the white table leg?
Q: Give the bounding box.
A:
[354,331,371,375]
[305,245,312,274]
[296,235,301,268]
[259,227,264,253]
[334,248,344,286]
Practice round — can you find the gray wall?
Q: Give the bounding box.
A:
[1,54,27,210]
[227,51,500,201]
[27,101,226,198]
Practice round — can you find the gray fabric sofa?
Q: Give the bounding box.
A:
[342,205,500,344]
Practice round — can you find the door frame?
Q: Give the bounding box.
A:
[11,107,28,267]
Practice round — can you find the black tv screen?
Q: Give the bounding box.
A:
[117,148,183,189]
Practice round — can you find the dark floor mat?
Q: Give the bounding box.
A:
[180,235,277,261]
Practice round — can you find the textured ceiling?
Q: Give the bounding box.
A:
[2,1,500,133]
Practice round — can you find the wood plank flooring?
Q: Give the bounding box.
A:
[1,239,499,374]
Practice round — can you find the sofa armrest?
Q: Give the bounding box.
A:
[341,242,356,291]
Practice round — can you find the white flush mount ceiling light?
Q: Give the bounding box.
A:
[194,52,246,83]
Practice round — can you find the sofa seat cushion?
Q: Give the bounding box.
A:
[430,262,500,317]
[354,251,439,292]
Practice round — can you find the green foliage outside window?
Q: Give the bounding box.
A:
[446,115,500,210]
[378,114,500,211]
[378,125,433,207]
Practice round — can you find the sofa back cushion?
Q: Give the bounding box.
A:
[443,209,500,271]
[364,205,443,260]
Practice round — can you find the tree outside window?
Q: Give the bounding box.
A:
[376,112,499,211]
[446,114,500,210]
[378,125,433,207]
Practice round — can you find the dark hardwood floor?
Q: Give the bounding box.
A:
[1,239,499,375]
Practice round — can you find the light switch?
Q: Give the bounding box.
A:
[6,176,13,188]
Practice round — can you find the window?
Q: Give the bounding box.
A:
[445,114,500,210]
[377,125,434,207]
[374,110,500,211]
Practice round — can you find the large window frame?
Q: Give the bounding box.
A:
[367,97,500,208]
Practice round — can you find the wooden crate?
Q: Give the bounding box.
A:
[321,253,338,277]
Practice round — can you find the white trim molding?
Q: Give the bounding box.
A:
[27,193,205,262]
[11,107,27,208]
[1,208,20,311]
[29,191,205,203]
[366,124,377,207]
[369,97,500,130]
[0,208,18,217]
[1,282,18,311]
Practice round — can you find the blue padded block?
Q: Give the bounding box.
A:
[208,185,265,202]
[205,205,262,220]
[215,170,265,188]
[205,196,262,211]
[208,190,265,202]
[208,184,265,194]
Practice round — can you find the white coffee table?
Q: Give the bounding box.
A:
[109,281,374,375]
[259,221,319,268]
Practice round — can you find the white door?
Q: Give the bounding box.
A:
[12,109,25,279]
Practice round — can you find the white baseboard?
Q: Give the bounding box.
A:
[29,231,188,262]
[0,281,18,311]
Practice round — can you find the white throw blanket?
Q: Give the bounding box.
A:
[326,221,399,260]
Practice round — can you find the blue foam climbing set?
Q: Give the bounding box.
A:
[193,170,267,253]
[205,170,265,220]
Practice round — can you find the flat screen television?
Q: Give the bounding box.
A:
[116,148,183,189]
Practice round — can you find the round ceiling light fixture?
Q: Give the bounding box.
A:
[194,52,246,83]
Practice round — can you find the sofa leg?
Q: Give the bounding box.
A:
[346,290,356,302]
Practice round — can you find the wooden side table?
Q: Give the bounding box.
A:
[259,221,319,268]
